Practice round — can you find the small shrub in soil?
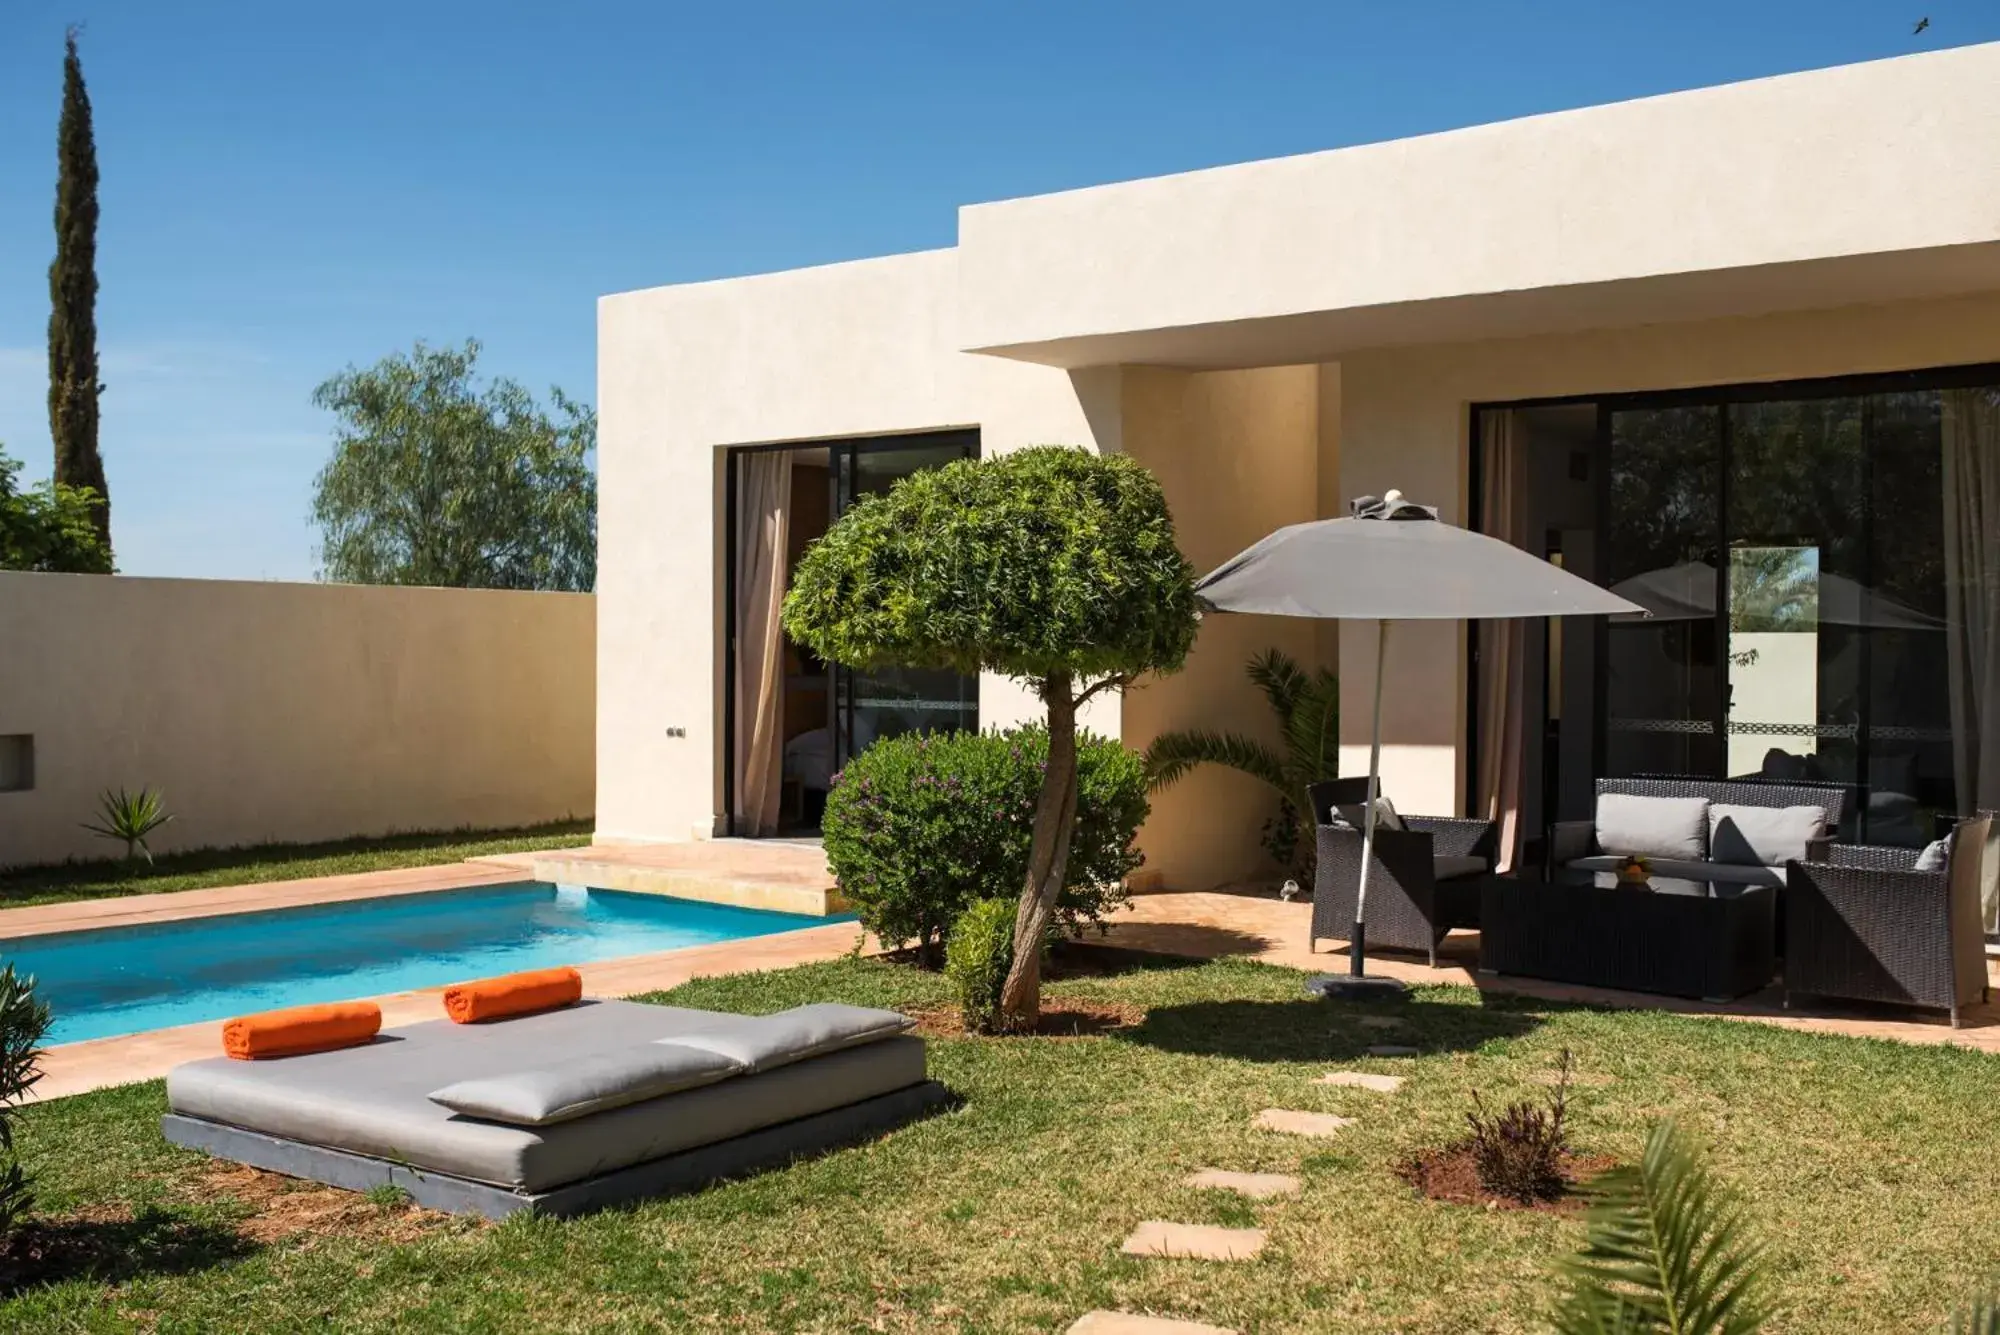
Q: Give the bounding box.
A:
[1465,1049,1573,1204]
[944,898,1016,1034]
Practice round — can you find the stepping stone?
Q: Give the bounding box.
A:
[1068,1313,1240,1335]
[1121,1220,1267,1261]
[1366,1044,1420,1057]
[1356,1015,1406,1030]
[1253,1108,1355,1138]
[1318,1070,1405,1093]
[1184,1168,1301,1199]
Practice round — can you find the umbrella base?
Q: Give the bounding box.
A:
[1305,974,1410,1001]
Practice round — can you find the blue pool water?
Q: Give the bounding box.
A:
[1,884,845,1045]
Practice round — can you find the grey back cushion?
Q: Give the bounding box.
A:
[1913,833,1953,873]
[1331,795,1405,834]
[668,1003,916,1074]
[428,1042,744,1127]
[1594,794,1710,861]
[1708,803,1825,867]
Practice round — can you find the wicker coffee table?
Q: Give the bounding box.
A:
[1477,873,1778,1002]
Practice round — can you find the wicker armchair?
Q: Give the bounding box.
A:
[1306,779,1497,967]
[1783,814,1991,1027]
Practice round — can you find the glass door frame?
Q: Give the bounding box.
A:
[1466,360,2000,837]
[721,428,980,837]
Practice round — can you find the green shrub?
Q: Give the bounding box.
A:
[822,724,1148,958]
[0,963,51,1238]
[945,898,1016,1034]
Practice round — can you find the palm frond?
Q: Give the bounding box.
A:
[1245,649,1309,723]
[1952,1295,2000,1334]
[1143,730,1287,795]
[1551,1120,1773,1335]
[1279,665,1340,788]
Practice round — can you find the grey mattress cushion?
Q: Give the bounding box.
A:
[1565,855,1785,888]
[1708,803,1824,867]
[427,1041,744,1127]
[1432,854,1489,881]
[1594,794,1711,861]
[668,1002,916,1073]
[167,999,927,1193]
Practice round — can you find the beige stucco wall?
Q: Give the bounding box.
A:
[959,43,2000,366]
[595,250,1123,846]
[1337,289,2000,820]
[1120,364,1327,888]
[0,574,595,869]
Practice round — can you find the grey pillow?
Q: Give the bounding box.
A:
[1594,794,1711,861]
[667,1003,916,1073]
[427,1042,744,1126]
[1332,796,1405,833]
[1913,833,1953,873]
[1708,803,1825,867]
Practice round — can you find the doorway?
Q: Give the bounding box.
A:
[724,430,980,836]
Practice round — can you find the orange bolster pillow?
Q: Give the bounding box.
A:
[224,1001,382,1060]
[443,966,583,1024]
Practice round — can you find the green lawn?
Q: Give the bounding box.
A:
[0,822,594,911]
[8,955,1998,1332]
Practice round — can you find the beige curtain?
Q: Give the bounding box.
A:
[1476,409,1530,872]
[1941,390,2000,928]
[732,453,792,837]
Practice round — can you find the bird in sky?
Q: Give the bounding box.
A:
[1914,16,1930,34]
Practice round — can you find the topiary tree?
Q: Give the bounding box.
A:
[784,446,1197,1027]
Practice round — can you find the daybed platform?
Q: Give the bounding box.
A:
[163,998,949,1219]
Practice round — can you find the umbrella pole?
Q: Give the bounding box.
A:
[1351,618,1389,978]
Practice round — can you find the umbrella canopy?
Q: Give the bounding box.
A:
[1610,560,1945,631]
[1197,495,1642,621]
[1194,491,1644,989]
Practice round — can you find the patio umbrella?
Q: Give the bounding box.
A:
[1194,490,1646,992]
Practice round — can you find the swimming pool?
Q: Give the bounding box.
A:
[1,883,846,1045]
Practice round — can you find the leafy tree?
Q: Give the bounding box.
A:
[785,446,1198,1026]
[310,339,596,590]
[1143,648,1337,880]
[48,26,108,556]
[0,964,52,1239]
[0,443,111,573]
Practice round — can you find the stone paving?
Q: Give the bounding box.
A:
[1120,1220,1268,1261]
[1318,1070,1405,1093]
[1253,1108,1355,1137]
[1068,1313,1238,1335]
[1184,1168,1301,1199]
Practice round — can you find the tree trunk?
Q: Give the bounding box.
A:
[999,673,1079,1029]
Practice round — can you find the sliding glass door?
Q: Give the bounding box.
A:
[1492,368,1992,848]
[829,436,980,769]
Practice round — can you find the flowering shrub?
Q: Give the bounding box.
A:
[822,725,1148,958]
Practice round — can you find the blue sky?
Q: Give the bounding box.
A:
[1,2,1994,581]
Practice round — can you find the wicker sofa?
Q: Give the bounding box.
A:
[1783,813,1992,1026]
[1548,777,1852,887]
[1307,779,1497,966]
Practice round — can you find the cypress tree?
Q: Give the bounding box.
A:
[49,26,108,555]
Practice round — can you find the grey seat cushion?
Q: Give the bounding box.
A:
[1708,803,1824,867]
[428,1042,745,1127]
[668,1003,915,1073]
[1594,794,1711,861]
[1433,854,1489,881]
[167,999,928,1193]
[1566,855,1785,888]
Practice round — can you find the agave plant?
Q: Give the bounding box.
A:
[1143,648,1337,879]
[80,786,174,865]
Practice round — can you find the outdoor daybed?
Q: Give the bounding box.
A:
[162,998,949,1219]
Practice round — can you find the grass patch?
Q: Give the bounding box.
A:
[0,821,593,910]
[7,955,1999,1331]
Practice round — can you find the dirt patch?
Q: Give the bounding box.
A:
[0,1203,254,1295]
[1394,1144,1617,1213]
[909,999,1146,1038]
[198,1162,452,1246]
